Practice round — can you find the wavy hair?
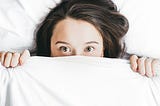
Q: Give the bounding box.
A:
[36,0,129,58]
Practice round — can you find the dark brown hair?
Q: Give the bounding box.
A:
[36,0,129,58]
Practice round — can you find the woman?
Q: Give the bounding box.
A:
[0,0,159,77]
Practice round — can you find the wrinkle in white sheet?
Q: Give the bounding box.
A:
[0,56,160,106]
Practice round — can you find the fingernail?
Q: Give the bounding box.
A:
[133,65,137,72]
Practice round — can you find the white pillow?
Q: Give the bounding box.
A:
[117,0,160,58]
[0,0,59,52]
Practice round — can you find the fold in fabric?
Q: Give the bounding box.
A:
[0,56,160,106]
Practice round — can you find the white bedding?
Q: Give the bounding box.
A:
[1,0,160,105]
[0,0,58,52]
[0,56,160,106]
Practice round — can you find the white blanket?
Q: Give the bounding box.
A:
[0,56,160,106]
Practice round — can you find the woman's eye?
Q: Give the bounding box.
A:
[59,46,71,52]
[85,46,95,52]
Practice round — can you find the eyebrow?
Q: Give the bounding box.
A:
[85,41,99,44]
[55,41,99,45]
[55,41,70,45]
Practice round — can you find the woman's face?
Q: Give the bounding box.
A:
[50,17,104,57]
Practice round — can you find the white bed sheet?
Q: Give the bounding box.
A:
[0,56,160,106]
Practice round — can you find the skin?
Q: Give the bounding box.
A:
[0,18,159,77]
[0,50,30,68]
[50,18,104,57]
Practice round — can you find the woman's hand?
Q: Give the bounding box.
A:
[130,55,160,77]
[0,50,30,68]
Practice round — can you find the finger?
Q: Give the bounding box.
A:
[151,59,160,76]
[137,57,146,75]
[19,50,30,65]
[0,52,6,64]
[4,52,12,67]
[130,55,138,72]
[10,53,20,67]
[0,52,1,59]
[145,58,153,77]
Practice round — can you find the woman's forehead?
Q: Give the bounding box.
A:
[52,17,103,42]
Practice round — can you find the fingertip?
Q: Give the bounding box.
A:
[136,67,144,76]
[137,57,146,76]
[19,57,24,65]
[11,63,17,68]
[151,59,160,77]
[11,53,20,67]
[19,50,30,65]
[140,71,145,76]
[4,52,12,68]
[131,64,137,72]
[146,72,153,78]
[130,55,138,72]
[24,49,30,57]
[130,55,138,60]
[145,58,153,78]
[0,52,6,65]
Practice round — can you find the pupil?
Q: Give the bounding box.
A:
[88,47,92,51]
[63,47,67,52]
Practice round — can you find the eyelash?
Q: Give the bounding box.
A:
[58,46,95,53]
[84,46,95,52]
[59,46,71,53]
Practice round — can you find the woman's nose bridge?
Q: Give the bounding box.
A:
[72,49,83,56]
